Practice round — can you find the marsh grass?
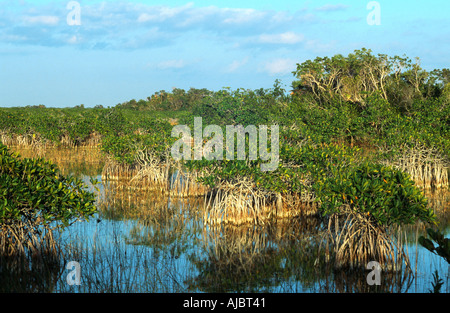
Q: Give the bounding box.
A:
[129,149,171,190]
[204,187,263,226]
[168,166,210,197]
[130,148,210,197]
[97,177,206,223]
[272,192,318,219]
[101,156,138,182]
[107,158,318,226]
[2,131,103,153]
[102,149,209,198]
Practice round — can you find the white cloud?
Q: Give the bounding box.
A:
[137,13,156,23]
[270,11,294,24]
[315,4,349,12]
[304,39,338,53]
[156,59,186,70]
[221,8,266,24]
[137,5,270,31]
[22,15,59,25]
[67,35,78,44]
[226,57,249,72]
[137,2,194,23]
[264,58,296,75]
[2,2,317,50]
[259,32,304,44]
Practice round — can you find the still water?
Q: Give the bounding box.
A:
[8,147,450,293]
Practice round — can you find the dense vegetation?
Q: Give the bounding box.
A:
[1,48,449,269]
[0,142,97,289]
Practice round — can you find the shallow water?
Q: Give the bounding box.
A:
[55,195,449,293]
[6,147,450,293]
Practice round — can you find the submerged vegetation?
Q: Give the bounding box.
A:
[1,48,449,290]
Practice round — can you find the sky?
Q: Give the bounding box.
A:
[0,0,449,108]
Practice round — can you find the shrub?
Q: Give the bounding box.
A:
[0,143,97,256]
[314,161,436,227]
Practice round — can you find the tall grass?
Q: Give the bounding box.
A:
[10,145,105,177]
[102,149,209,198]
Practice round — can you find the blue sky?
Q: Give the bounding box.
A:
[0,0,449,107]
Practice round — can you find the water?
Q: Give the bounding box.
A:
[5,147,450,293]
[55,176,449,293]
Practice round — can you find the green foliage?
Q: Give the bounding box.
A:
[117,87,213,111]
[101,133,174,166]
[0,48,448,233]
[100,134,140,165]
[280,142,435,227]
[191,87,285,126]
[0,143,97,243]
[94,108,128,136]
[292,48,447,113]
[286,97,361,144]
[440,83,450,103]
[314,161,435,227]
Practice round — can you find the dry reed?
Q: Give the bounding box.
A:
[168,165,210,197]
[382,144,449,190]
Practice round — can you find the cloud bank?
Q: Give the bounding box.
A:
[0,1,316,50]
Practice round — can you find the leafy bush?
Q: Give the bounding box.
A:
[192,87,284,127]
[0,143,97,255]
[100,119,174,166]
[314,161,436,227]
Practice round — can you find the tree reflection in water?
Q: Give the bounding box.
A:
[100,179,422,293]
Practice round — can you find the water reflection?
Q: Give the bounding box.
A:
[4,147,449,293]
[95,177,449,293]
[185,218,325,292]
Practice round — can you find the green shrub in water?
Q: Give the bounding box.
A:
[0,143,97,256]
